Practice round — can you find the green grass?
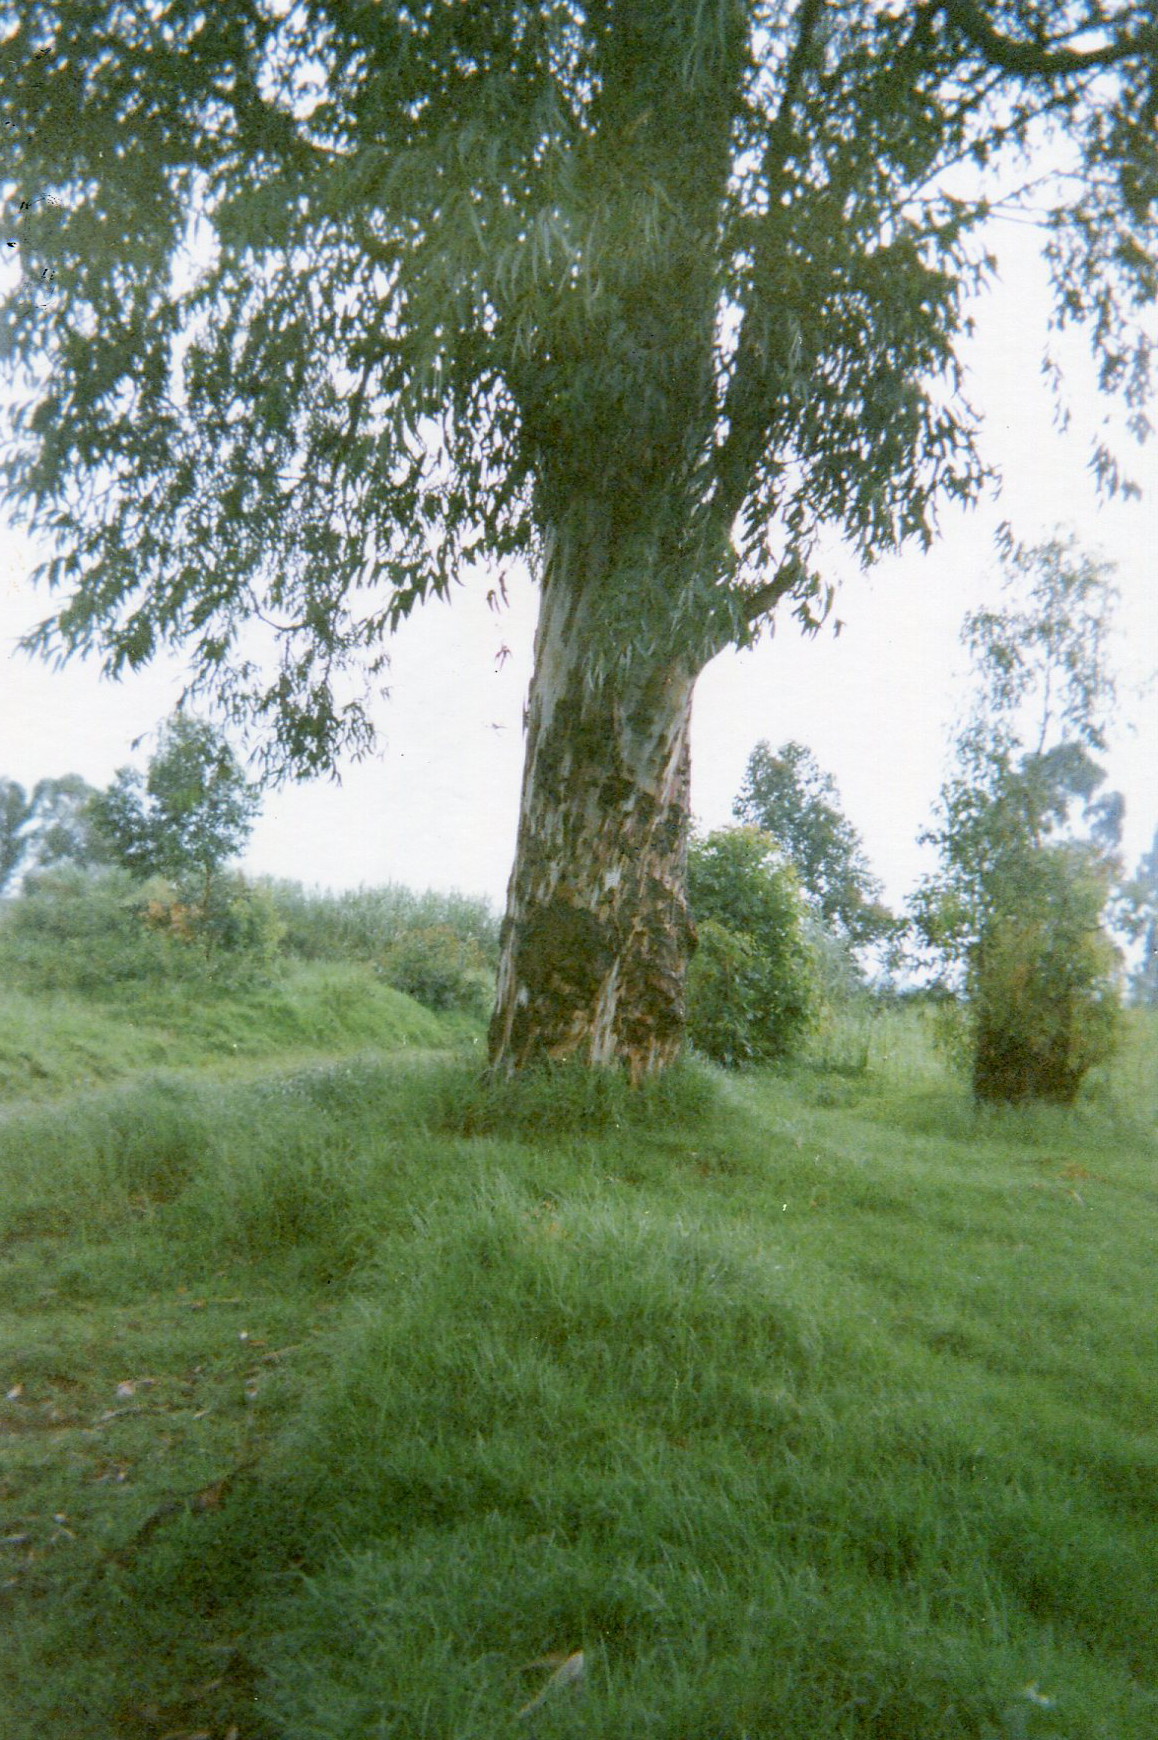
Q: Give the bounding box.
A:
[1,1006,1156,1738]
[0,960,479,1102]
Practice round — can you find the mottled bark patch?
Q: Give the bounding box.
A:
[489,537,698,1081]
[517,898,617,998]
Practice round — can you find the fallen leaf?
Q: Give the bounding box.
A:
[517,1649,585,1718]
[6,1384,24,1400]
[192,1480,229,1512]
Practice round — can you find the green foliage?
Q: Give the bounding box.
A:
[686,827,816,1064]
[142,871,287,976]
[1116,823,1158,1006]
[0,859,499,1022]
[969,847,1123,1104]
[263,880,500,1014]
[734,740,895,949]
[914,534,1126,1104]
[89,712,260,898]
[261,880,500,969]
[0,864,189,992]
[379,922,493,1016]
[0,773,105,893]
[0,863,282,995]
[24,773,109,872]
[3,6,1155,762]
[0,775,34,892]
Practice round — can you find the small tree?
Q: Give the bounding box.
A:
[913,532,1125,1104]
[0,773,107,894]
[734,741,895,952]
[0,780,34,895]
[687,827,815,1066]
[1117,825,1158,1007]
[90,714,260,923]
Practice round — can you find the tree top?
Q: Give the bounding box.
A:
[2,3,1154,771]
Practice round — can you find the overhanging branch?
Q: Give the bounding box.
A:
[941,0,1153,78]
[699,552,805,665]
[739,557,802,627]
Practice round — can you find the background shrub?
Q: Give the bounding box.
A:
[0,864,284,994]
[0,865,180,992]
[260,881,499,970]
[687,828,816,1066]
[970,848,1123,1104]
[379,923,493,1015]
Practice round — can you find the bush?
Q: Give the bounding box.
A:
[0,863,283,994]
[261,881,500,968]
[970,848,1123,1104]
[380,923,494,1015]
[686,828,816,1066]
[144,871,286,974]
[0,865,180,991]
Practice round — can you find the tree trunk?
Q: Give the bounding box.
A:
[488,534,699,1082]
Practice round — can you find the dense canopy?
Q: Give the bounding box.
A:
[2,3,1154,768]
[2,2,1155,1073]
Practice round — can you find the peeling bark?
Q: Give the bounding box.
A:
[488,533,699,1082]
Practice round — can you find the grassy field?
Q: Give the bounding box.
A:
[1,987,1155,1739]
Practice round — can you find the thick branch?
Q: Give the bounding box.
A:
[698,554,804,666]
[941,0,1153,78]
[739,556,804,627]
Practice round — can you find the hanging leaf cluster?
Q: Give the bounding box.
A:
[1,3,1155,770]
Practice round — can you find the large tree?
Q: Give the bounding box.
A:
[0,778,34,895]
[1,4,1155,1078]
[1117,823,1158,1005]
[0,771,105,892]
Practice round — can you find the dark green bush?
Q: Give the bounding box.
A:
[970,847,1123,1105]
[380,923,494,1014]
[687,828,816,1066]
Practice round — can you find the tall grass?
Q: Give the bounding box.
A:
[0,960,477,1103]
[3,1004,1155,1738]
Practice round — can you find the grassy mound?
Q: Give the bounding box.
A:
[1,1012,1156,1738]
[0,960,479,1102]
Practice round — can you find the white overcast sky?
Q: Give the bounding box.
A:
[1,216,1156,915]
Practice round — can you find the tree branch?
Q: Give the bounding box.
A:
[709,0,828,531]
[941,1,1153,78]
[739,557,803,628]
